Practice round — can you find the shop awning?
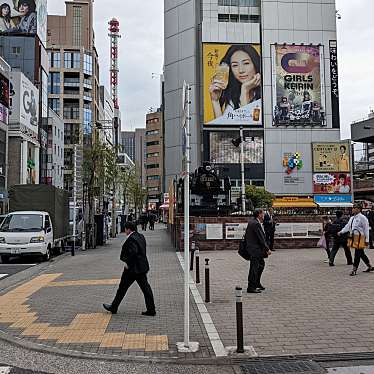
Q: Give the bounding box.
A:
[317,202,353,208]
[273,198,317,208]
[159,204,169,210]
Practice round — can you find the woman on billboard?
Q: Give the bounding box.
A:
[0,3,15,32]
[8,0,36,34]
[208,45,261,125]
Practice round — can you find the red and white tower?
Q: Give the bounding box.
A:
[108,18,120,110]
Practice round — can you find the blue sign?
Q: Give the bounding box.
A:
[314,195,352,204]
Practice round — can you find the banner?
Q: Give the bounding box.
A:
[312,142,351,172]
[210,131,263,164]
[0,0,47,44]
[0,72,9,125]
[329,41,340,129]
[203,43,262,126]
[272,44,325,126]
[313,173,351,194]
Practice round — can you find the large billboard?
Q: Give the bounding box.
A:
[0,0,47,44]
[312,142,351,173]
[203,43,262,126]
[210,132,263,164]
[0,72,9,124]
[271,44,325,126]
[313,173,352,194]
[9,71,39,135]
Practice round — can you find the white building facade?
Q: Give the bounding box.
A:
[165,0,349,205]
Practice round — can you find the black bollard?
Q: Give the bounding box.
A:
[205,258,210,303]
[195,248,200,284]
[71,235,75,257]
[236,286,244,353]
[190,241,195,271]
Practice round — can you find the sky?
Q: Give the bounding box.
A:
[47,0,374,138]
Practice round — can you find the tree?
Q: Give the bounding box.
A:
[127,166,147,217]
[245,185,274,209]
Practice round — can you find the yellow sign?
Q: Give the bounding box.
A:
[312,142,350,172]
[203,43,262,126]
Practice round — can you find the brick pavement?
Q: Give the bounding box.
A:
[0,226,214,359]
[195,246,374,357]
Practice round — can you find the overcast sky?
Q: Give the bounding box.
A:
[48,0,374,138]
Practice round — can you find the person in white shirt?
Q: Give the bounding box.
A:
[338,203,374,276]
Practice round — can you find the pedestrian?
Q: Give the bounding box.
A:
[328,210,352,266]
[149,212,156,231]
[244,209,272,294]
[322,216,332,263]
[367,206,374,249]
[263,208,277,251]
[338,203,374,276]
[140,210,148,231]
[103,221,156,316]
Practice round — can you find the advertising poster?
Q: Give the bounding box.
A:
[275,223,323,239]
[194,223,207,240]
[329,41,340,129]
[272,44,325,126]
[312,142,351,172]
[206,224,223,240]
[225,223,247,240]
[0,72,9,125]
[313,173,351,194]
[210,132,263,164]
[10,72,39,134]
[203,43,262,126]
[0,0,47,43]
[308,223,323,238]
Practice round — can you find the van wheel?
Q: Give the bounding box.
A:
[42,246,51,262]
[1,255,10,264]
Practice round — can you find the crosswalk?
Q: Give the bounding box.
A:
[0,274,8,280]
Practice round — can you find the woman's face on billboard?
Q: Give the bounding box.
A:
[230,50,256,84]
[1,6,9,16]
[19,3,29,15]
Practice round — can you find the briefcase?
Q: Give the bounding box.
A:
[347,230,366,250]
[238,237,250,261]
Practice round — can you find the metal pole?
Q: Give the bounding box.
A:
[205,258,210,303]
[183,84,191,348]
[72,144,77,257]
[240,126,246,214]
[195,248,200,284]
[236,286,244,353]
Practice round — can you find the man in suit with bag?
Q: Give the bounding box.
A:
[263,208,277,251]
[103,221,156,316]
[244,209,272,293]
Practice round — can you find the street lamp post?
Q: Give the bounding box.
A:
[232,127,246,214]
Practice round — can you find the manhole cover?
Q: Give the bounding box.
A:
[240,360,325,374]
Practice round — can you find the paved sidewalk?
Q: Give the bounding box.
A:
[0,226,213,359]
[195,246,374,357]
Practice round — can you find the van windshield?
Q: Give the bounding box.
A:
[0,214,44,232]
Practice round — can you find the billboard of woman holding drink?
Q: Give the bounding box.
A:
[203,43,262,126]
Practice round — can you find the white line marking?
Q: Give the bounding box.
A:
[0,367,11,374]
[0,274,8,279]
[176,252,227,357]
[0,264,36,266]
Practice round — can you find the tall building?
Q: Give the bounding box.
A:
[164,0,346,206]
[99,86,114,146]
[145,109,164,208]
[120,131,135,162]
[135,128,146,186]
[47,0,100,198]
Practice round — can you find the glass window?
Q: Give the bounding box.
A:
[48,72,60,94]
[146,164,159,169]
[218,14,229,22]
[72,6,82,46]
[64,52,80,69]
[146,141,160,146]
[83,54,93,75]
[146,175,160,181]
[48,51,61,68]
[83,108,92,135]
[48,98,60,115]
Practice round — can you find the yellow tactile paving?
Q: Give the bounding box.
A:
[99,332,126,348]
[0,274,169,352]
[123,333,146,350]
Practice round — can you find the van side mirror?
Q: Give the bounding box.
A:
[46,227,52,233]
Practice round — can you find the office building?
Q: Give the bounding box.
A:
[47,0,100,198]
[145,109,164,208]
[99,86,114,146]
[135,128,147,186]
[120,131,135,162]
[164,0,348,208]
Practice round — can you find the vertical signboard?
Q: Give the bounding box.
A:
[271,44,326,126]
[329,41,340,129]
[0,72,9,125]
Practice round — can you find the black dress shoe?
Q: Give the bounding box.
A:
[103,303,117,314]
[247,289,261,294]
[257,285,265,291]
[142,311,156,316]
[329,263,335,267]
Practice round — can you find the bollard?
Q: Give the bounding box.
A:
[205,258,210,303]
[71,235,75,256]
[190,241,196,271]
[195,249,200,284]
[236,286,244,353]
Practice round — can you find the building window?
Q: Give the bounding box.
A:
[148,187,159,192]
[48,72,60,94]
[48,51,61,68]
[63,105,80,120]
[72,6,82,46]
[64,52,80,69]
[147,175,160,181]
[147,152,159,158]
[146,130,159,136]
[146,164,159,169]
[83,107,92,135]
[219,0,260,5]
[218,13,260,23]
[48,98,60,115]
[11,46,21,55]
[83,54,93,75]
[146,141,160,146]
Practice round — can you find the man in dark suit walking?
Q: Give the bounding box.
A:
[245,209,272,294]
[103,221,156,316]
[263,208,277,251]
